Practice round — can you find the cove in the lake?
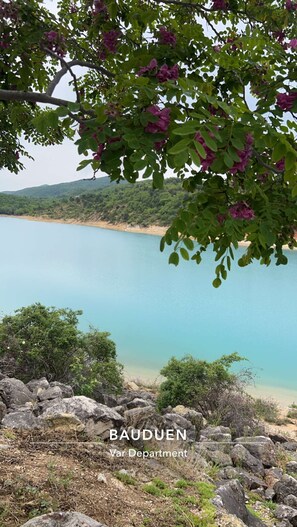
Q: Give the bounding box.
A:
[0,217,296,405]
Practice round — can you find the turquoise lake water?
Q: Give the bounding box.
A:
[0,217,296,394]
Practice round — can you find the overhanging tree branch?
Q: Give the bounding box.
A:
[0,89,71,107]
[46,59,114,97]
[0,89,95,119]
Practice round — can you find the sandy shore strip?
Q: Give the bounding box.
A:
[0,214,167,236]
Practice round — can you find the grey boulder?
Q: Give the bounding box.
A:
[27,377,50,394]
[20,511,108,526]
[2,409,41,430]
[287,462,297,475]
[124,406,163,430]
[231,444,265,476]
[215,479,268,527]
[274,475,297,503]
[49,381,74,398]
[38,386,63,401]
[40,396,123,438]
[284,495,297,508]
[0,378,35,408]
[163,413,196,442]
[235,436,276,467]
[0,400,7,421]
[274,505,297,526]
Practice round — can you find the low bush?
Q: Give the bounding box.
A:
[157,353,245,417]
[254,398,281,423]
[0,303,123,396]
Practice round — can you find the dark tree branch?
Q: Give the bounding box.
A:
[0,89,95,121]
[46,59,114,97]
[44,48,81,102]
[149,0,210,11]
[253,150,283,175]
[0,89,71,107]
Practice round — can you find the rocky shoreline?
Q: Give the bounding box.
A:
[1,374,297,527]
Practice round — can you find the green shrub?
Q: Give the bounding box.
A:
[254,398,280,423]
[157,353,245,418]
[114,471,137,485]
[0,303,123,396]
[287,405,297,419]
[142,484,162,497]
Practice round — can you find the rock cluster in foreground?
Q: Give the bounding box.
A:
[1,374,297,527]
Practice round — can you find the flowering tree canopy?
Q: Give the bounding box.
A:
[1,0,296,285]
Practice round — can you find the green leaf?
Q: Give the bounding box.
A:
[172,121,198,136]
[180,247,189,260]
[55,106,69,117]
[292,184,297,198]
[272,142,286,163]
[133,158,147,171]
[183,238,194,251]
[200,131,217,152]
[77,159,92,171]
[68,102,81,113]
[189,149,201,167]
[168,138,191,155]
[169,252,179,266]
[285,152,296,172]
[174,150,188,168]
[224,152,234,169]
[193,140,207,159]
[212,278,222,288]
[153,172,164,189]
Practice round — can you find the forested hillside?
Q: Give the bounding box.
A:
[3,176,115,198]
[0,179,191,227]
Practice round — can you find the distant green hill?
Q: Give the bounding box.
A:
[3,176,116,198]
[0,178,192,227]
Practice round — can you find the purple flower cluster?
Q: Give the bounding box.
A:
[277,92,297,111]
[194,133,216,171]
[44,31,66,57]
[93,143,105,161]
[70,4,78,13]
[158,27,177,46]
[137,59,178,83]
[103,30,120,54]
[93,0,107,15]
[0,35,9,49]
[286,0,297,10]
[217,213,226,225]
[229,201,255,220]
[211,0,228,9]
[0,0,18,21]
[154,139,167,151]
[157,64,179,82]
[137,58,158,76]
[276,158,285,171]
[289,39,297,49]
[145,105,171,134]
[229,134,254,174]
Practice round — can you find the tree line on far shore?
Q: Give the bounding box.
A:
[0,178,192,227]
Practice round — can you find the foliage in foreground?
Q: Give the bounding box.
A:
[1,0,296,283]
[0,303,123,396]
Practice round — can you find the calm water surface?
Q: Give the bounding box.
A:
[0,217,296,393]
